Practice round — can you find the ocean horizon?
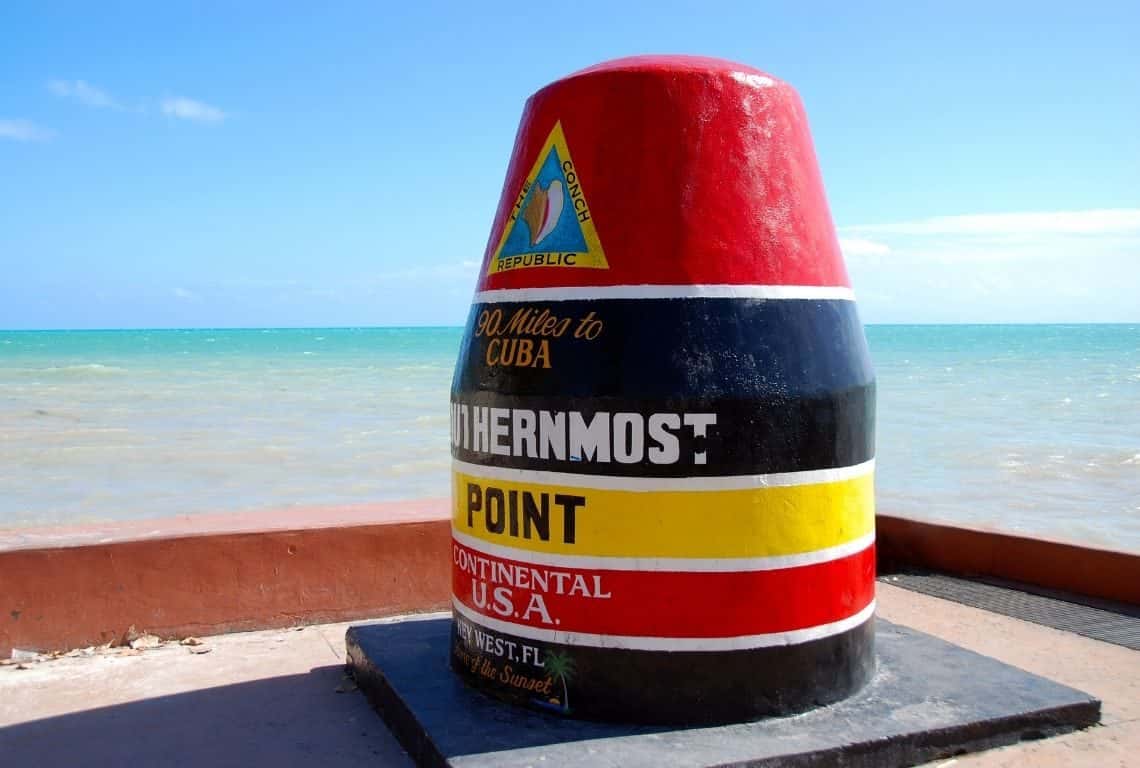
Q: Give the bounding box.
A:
[6,321,1139,331]
[2,322,1137,553]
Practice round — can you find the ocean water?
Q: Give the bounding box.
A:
[1,324,1137,552]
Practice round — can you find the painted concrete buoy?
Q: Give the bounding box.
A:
[448,55,875,724]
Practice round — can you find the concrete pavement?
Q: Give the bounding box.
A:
[1,588,1136,767]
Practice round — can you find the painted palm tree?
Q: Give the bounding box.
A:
[543,650,576,714]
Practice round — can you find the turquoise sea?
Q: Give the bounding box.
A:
[1,324,1137,552]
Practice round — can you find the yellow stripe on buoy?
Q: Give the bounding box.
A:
[452,467,874,560]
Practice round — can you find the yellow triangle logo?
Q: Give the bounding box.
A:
[487,122,608,275]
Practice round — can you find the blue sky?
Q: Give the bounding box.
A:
[1,2,1137,328]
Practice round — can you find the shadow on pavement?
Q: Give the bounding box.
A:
[0,663,413,768]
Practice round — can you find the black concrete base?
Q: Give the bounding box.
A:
[447,613,877,724]
[345,617,1100,768]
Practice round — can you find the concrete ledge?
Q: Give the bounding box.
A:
[4,507,1137,657]
[0,500,452,657]
[877,514,1140,605]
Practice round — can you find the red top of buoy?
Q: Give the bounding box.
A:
[477,55,849,292]
[564,54,784,80]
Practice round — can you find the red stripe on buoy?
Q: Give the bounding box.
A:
[452,539,875,639]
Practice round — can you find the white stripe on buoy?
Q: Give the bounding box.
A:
[472,284,855,304]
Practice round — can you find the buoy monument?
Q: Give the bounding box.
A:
[448,55,876,724]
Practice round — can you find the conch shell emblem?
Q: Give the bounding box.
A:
[521,180,564,246]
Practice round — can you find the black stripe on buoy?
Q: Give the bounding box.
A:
[449,392,873,476]
[453,298,872,399]
[450,612,875,725]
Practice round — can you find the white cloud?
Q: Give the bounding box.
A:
[48,79,119,109]
[846,209,1140,237]
[161,97,225,123]
[359,260,483,284]
[839,209,1140,323]
[44,83,232,124]
[173,287,201,302]
[840,209,1140,265]
[839,237,891,257]
[0,119,53,142]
